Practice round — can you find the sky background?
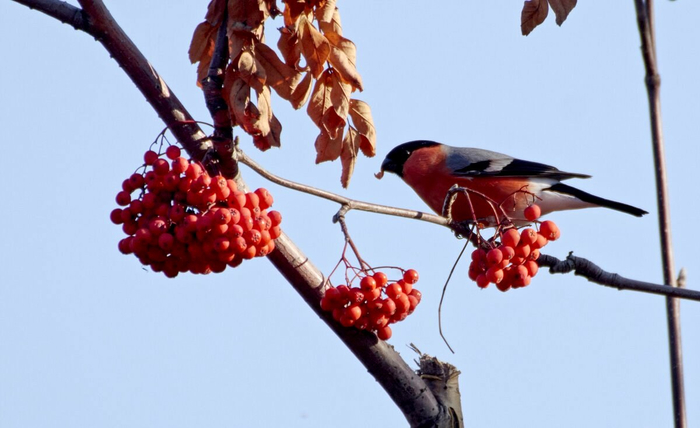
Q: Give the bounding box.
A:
[1,1,698,427]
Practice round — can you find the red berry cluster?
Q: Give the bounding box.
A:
[110,146,282,277]
[468,204,560,292]
[320,269,422,340]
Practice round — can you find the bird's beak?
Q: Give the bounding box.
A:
[380,157,400,176]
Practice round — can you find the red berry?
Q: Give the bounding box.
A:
[501,228,521,248]
[402,269,419,285]
[373,272,388,288]
[486,248,503,266]
[144,150,159,165]
[376,326,392,340]
[165,145,181,160]
[116,191,131,206]
[540,220,561,241]
[520,228,538,246]
[360,276,377,291]
[524,204,541,221]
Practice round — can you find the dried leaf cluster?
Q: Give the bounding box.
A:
[189,0,376,187]
[521,0,577,36]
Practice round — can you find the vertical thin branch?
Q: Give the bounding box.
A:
[633,1,686,427]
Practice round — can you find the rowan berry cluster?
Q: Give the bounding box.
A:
[320,269,422,340]
[468,204,560,291]
[110,145,282,277]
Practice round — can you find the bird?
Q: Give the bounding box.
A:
[379,140,648,226]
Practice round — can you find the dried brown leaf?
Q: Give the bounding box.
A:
[340,127,361,188]
[348,99,376,157]
[283,0,307,27]
[255,86,273,136]
[277,27,302,68]
[189,22,216,64]
[319,7,342,36]
[314,129,343,163]
[228,32,251,64]
[548,0,577,26]
[307,69,332,128]
[228,0,267,29]
[315,0,336,26]
[254,42,298,88]
[229,77,252,132]
[299,17,331,78]
[237,50,266,92]
[205,0,227,25]
[289,72,313,109]
[330,72,351,121]
[521,0,549,36]
[252,112,282,150]
[328,44,363,91]
[325,32,356,65]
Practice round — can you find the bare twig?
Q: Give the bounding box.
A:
[538,254,699,302]
[237,149,451,228]
[438,240,471,354]
[633,1,686,426]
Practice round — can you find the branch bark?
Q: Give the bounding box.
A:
[633,1,686,426]
[12,1,451,426]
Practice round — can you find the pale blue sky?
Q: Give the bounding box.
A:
[1,1,698,427]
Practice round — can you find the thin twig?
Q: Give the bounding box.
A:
[438,240,471,354]
[633,1,686,426]
[237,149,451,228]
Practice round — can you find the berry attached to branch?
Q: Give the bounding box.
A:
[111,145,282,277]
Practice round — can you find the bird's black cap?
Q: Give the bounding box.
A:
[380,140,440,178]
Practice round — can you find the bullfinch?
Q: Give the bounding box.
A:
[379,140,648,226]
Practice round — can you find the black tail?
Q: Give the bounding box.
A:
[548,183,648,217]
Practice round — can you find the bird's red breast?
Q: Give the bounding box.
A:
[402,145,537,224]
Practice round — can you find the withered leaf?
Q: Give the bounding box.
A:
[299,17,331,78]
[254,42,297,88]
[237,50,266,92]
[307,69,332,129]
[228,0,267,32]
[282,0,307,27]
[314,0,336,26]
[229,77,253,132]
[521,0,549,36]
[548,0,577,26]
[328,44,363,91]
[322,109,346,140]
[189,22,216,64]
[325,32,356,66]
[340,127,361,188]
[330,71,351,121]
[314,129,343,163]
[289,72,313,109]
[254,86,273,136]
[319,7,342,36]
[205,0,227,26]
[228,32,251,64]
[277,27,302,68]
[348,99,376,157]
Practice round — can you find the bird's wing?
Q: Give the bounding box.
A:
[445,147,591,180]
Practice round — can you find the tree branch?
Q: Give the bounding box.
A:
[633,1,686,426]
[237,149,450,228]
[538,254,699,301]
[14,1,450,425]
[13,0,88,30]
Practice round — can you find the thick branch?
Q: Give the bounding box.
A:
[538,253,699,301]
[14,1,448,425]
[13,0,88,30]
